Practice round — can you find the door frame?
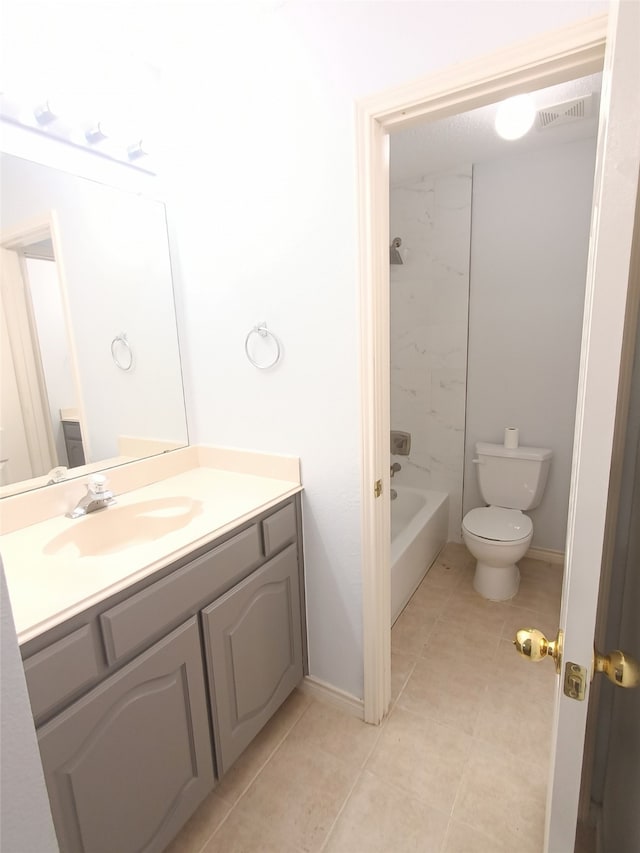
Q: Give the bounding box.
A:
[356,13,608,725]
[0,213,89,479]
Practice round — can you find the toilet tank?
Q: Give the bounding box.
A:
[475,442,552,510]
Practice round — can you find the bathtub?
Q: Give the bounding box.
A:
[390,487,449,624]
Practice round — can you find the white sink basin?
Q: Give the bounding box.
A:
[44,497,203,558]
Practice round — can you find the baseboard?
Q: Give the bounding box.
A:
[525,546,565,565]
[299,675,364,720]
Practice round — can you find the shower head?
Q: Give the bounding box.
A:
[390,237,403,265]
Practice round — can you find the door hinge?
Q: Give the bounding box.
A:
[564,661,587,701]
[374,479,382,498]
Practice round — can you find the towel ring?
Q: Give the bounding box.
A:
[244,322,281,370]
[111,333,133,371]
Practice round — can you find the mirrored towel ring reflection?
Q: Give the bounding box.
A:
[244,322,282,370]
[111,332,133,371]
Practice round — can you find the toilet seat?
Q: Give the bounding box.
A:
[463,506,532,542]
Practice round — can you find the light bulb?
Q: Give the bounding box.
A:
[495,94,536,141]
[85,122,111,143]
[34,100,58,124]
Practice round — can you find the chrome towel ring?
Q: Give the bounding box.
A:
[244,322,281,370]
[111,332,133,371]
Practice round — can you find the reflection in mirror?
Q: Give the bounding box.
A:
[0,153,188,496]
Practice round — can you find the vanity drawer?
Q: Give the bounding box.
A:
[24,624,101,720]
[100,523,263,665]
[262,502,297,557]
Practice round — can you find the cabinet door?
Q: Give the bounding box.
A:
[203,544,303,775]
[37,617,214,853]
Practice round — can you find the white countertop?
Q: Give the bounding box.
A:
[1,461,301,645]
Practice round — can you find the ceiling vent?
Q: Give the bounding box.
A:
[536,93,596,130]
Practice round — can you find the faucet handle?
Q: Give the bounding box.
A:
[88,473,109,495]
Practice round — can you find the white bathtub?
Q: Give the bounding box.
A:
[390,487,449,624]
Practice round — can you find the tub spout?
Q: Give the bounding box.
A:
[390,488,398,500]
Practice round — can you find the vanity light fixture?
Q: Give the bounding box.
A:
[495,94,536,140]
[127,139,149,160]
[0,92,155,173]
[33,100,58,125]
[85,121,110,144]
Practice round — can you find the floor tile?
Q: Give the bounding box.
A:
[453,739,547,853]
[489,637,557,700]
[323,770,449,853]
[439,542,476,571]
[442,818,513,853]
[405,581,452,616]
[202,809,302,853]
[390,652,417,704]
[396,657,487,734]
[164,790,231,853]
[420,617,501,680]
[214,688,311,806]
[231,736,359,853]
[514,564,563,617]
[391,605,438,656]
[285,699,382,769]
[420,558,467,591]
[473,682,553,769]
[501,604,560,644]
[366,705,473,814]
[439,589,510,637]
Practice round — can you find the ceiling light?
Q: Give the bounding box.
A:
[495,94,536,141]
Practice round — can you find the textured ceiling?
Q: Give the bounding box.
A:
[390,73,602,184]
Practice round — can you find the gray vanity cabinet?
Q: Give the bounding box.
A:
[203,543,303,774]
[22,495,305,852]
[36,617,213,853]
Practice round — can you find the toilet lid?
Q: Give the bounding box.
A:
[464,506,532,542]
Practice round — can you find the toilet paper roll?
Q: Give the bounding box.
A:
[504,427,519,449]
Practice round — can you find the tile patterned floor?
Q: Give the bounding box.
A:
[166,543,562,853]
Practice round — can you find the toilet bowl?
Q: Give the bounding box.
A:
[462,506,533,600]
[462,440,552,601]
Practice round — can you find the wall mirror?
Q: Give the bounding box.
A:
[0,152,188,496]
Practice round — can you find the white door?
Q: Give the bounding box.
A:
[0,246,55,482]
[529,3,640,851]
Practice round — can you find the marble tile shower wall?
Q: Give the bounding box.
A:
[390,167,472,541]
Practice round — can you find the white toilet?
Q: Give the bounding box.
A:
[462,441,552,601]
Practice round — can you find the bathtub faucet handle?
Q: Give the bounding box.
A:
[390,462,401,478]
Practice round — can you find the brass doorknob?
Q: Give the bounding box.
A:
[514,627,639,689]
[513,628,563,673]
[594,649,640,688]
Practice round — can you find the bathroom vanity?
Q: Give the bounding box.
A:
[1,447,305,853]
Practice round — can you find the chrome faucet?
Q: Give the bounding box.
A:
[67,474,116,519]
[46,466,68,485]
[390,462,401,478]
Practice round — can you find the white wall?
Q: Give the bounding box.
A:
[168,0,608,698]
[389,168,472,540]
[0,563,58,852]
[464,138,597,551]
